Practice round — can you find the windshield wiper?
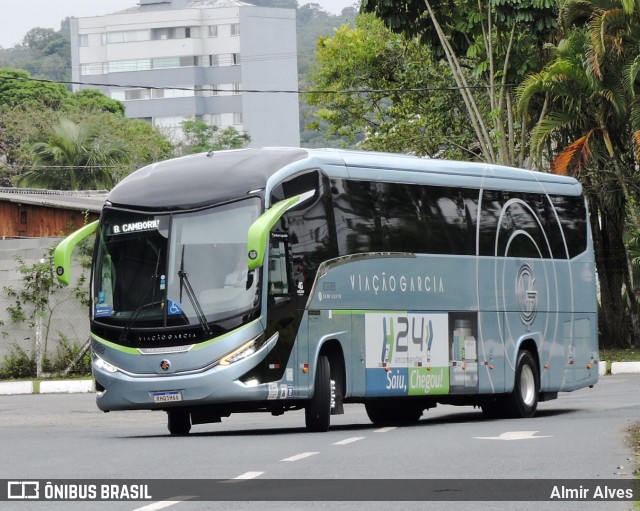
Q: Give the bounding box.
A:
[178,246,212,336]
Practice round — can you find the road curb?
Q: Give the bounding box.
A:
[598,361,607,376]
[0,379,94,395]
[610,361,640,375]
[40,380,95,394]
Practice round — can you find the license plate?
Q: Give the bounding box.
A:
[153,391,182,403]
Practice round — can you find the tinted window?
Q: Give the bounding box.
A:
[479,190,583,259]
[549,195,587,257]
[332,179,477,256]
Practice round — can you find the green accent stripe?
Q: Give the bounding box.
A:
[91,333,139,354]
[246,195,301,270]
[54,220,98,285]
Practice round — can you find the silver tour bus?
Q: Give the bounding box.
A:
[54,148,599,434]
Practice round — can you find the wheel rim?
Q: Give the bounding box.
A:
[520,364,536,407]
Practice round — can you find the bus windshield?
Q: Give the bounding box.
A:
[93,198,261,329]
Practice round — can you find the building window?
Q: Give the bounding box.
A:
[104,30,150,44]
[232,53,241,65]
[80,63,106,76]
[107,59,151,73]
[233,112,243,125]
[232,83,241,94]
[20,211,27,224]
[154,115,189,129]
[230,23,240,36]
[208,25,218,37]
[78,34,89,47]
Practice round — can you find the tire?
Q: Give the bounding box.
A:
[506,350,539,418]
[167,409,191,435]
[365,401,423,426]
[305,355,331,432]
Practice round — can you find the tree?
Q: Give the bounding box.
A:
[177,119,250,155]
[17,118,128,190]
[0,67,68,109]
[64,89,126,116]
[306,13,475,158]
[518,0,640,346]
[360,0,558,165]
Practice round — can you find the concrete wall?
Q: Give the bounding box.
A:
[0,238,90,362]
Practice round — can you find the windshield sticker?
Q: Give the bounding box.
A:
[111,219,159,235]
[95,306,113,318]
[167,300,183,315]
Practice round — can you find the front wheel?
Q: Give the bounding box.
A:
[167,409,191,435]
[305,355,331,432]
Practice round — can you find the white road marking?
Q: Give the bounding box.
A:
[474,430,551,440]
[374,427,397,433]
[333,437,365,445]
[133,497,194,511]
[281,451,319,462]
[233,471,264,480]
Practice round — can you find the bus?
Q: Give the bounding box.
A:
[54,148,599,434]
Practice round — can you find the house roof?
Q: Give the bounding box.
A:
[0,188,107,213]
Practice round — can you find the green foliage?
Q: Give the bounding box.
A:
[306,13,476,158]
[0,21,71,81]
[177,119,250,155]
[361,0,557,82]
[49,335,91,375]
[0,67,68,109]
[0,338,91,378]
[63,89,126,116]
[297,3,357,147]
[0,343,36,379]
[18,118,128,190]
[0,68,170,183]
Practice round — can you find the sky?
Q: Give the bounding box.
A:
[0,0,356,48]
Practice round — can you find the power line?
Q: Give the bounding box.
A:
[0,73,517,96]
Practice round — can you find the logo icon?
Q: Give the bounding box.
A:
[160,359,171,371]
[8,481,39,499]
[516,263,537,327]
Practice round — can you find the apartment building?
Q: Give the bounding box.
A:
[70,0,300,147]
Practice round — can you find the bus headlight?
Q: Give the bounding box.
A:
[218,339,257,366]
[93,354,119,374]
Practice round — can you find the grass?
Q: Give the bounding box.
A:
[599,347,640,363]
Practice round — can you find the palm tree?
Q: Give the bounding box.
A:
[517,0,640,347]
[18,118,128,190]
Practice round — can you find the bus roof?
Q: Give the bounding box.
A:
[106,148,582,211]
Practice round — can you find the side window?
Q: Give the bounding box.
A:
[479,190,570,259]
[333,180,477,256]
[332,179,384,254]
[550,195,587,258]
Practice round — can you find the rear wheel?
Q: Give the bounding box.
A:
[506,350,539,418]
[305,355,331,432]
[167,409,191,435]
[365,401,423,426]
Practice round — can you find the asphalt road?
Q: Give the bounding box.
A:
[0,374,638,511]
